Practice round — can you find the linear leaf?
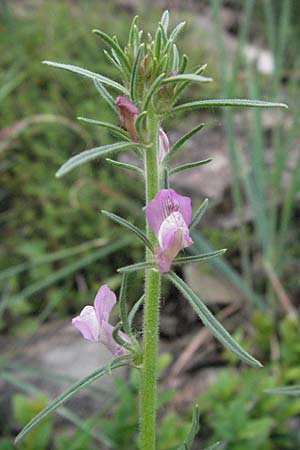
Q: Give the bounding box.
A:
[92,29,131,72]
[143,73,165,110]
[118,261,155,273]
[160,10,169,34]
[190,198,209,229]
[169,158,212,175]
[265,385,300,396]
[42,61,126,93]
[101,210,152,250]
[167,271,262,367]
[161,74,213,84]
[94,79,118,113]
[173,249,226,265]
[128,295,145,327]
[77,117,130,141]
[105,158,144,175]
[172,44,179,72]
[130,43,144,103]
[172,98,288,113]
[164,123,205,164]
[179,404,200,450]
[56,142,138,177]
[15,356,131,444]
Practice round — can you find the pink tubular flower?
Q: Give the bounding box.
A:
[72,284,130,356]
[115,96,139,142]
[158,128,169,163]
[146,189,193,272]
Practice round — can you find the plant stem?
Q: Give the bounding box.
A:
[140,110,161,450]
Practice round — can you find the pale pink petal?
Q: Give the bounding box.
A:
[158,128,169,163]
[101,321,130,356]
[94,284,117,325]
[72,305,100,341]
[145,189,192,237]
[158,211,193,250]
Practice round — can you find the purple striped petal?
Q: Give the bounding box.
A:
[145,189,192,238]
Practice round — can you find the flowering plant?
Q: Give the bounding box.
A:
[16,10,287,449]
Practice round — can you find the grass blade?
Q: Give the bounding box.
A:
[167,271,262,367]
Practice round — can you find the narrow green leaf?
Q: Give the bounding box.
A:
[77,117,130,141]
[167,271,262,367]
[42,61,126,93]
[112,322,129,347]
[179,54,189,74]
[119,273,131,336]
[162,166,169,189]
[128,295,145,327]
[204,442,221,450]
[129,15,139,49]
[118,261,155,273]
[173,249,227,266]
[101,210,153,251]
[164,123,205,164]
[161,74,213,85]
[179,404,200,450]
[169,159,212,175]
[105,158,144,175]
[190,198,209,229]
[154,28,162,60]
[130,43,144,103]
[265,385,300,396]
[164,21,186,56]
[92,29,131,72]
[161,10,169,34]
[135,111,147,138]
[172,98,288,113]
[172,44,179,72]
[103,49,124,76]
[15,356,131,443]
[93,79,118,113]
[143,73,166,110]
[56,142,139,177]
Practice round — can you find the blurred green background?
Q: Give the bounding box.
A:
[1,0,300,449]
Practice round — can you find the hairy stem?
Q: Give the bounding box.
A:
[140,110,161,450]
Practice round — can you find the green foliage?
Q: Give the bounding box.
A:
[200,315,300,449]
[13,393,52,450]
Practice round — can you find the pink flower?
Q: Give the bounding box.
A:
[115,96,139,142]
[158,128,169,163]
[72,284,130,356]
[146,189,193,272]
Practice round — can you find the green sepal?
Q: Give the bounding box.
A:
[130,43,145,103]
[164,123,205,164]
[105,158,144,175]
[101,210,153,251]
[173,249,227,265]
[167,271,263,368]
[93,79,118,113]
[118,261,156,273]
[56,142,140,177]
[172,98,288,114]
[178,404,200,450]
[118,273,131,337]
[169,158,212,175]
[143,73,166,110]
[42,61,126,93]
[77,117,130,141]
[190,198,209,229]
[15,355,132,444]
[128,295,145,328]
